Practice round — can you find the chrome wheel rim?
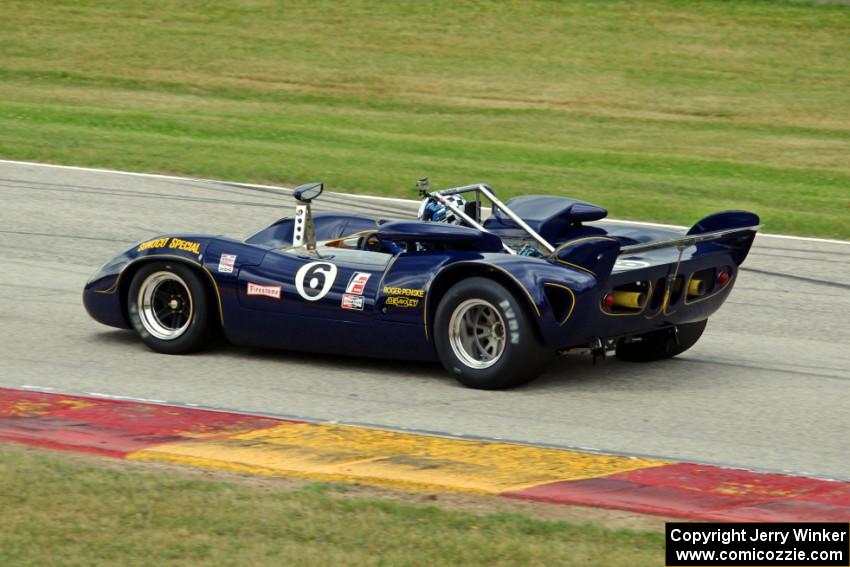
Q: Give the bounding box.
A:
[448,299,507,369]
[137,271,193,341]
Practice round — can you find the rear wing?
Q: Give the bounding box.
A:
[620,210,761,256]
[555,211,761,280]
[619,225,761,255]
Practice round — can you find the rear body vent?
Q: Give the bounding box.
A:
[544,283,576,326]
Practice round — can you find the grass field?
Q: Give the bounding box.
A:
[0,445,663,566]
[1,1,848,238]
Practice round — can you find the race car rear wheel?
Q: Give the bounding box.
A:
[615,319,707,362]
[448,299,506,370]
[128,262,214,354]
[434,277,551,389]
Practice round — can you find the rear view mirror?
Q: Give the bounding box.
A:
[293,182,323,203]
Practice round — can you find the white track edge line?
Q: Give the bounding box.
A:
[2,159,847,245]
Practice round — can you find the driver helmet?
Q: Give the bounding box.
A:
[418,195,466,225]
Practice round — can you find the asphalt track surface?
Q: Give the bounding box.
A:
[1,160,848,480]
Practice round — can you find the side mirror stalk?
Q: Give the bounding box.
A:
[291,182,323,252]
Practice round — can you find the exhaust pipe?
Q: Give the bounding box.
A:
[687,278,706,297]
[611,290,646,309]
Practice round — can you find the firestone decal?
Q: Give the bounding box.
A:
[346,272,371,295]
[218,253,237,274]
[386,296,419,308]
[382,286,425,298]
[136,237,201,255]
[341,294,364,311]
[247,282,281,299]
[295,262,337,301]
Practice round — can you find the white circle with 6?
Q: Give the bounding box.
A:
[295,262,337,301]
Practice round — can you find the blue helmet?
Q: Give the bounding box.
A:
[418,195,466,225]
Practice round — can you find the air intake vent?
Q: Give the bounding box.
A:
[544,284,575,325]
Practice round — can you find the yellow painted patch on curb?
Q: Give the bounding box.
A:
[128,422,668,494]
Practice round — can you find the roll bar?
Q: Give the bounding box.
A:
[422,183,555,255]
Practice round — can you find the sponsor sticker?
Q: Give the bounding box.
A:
[382,286,425,298]
[137,237,170,252]
[341,294,364,311]
[247,282,281,299]
[218,253,237,274]
[136,237,201,255]
[386,296,419,308]
[169,238,201,255]
[346,272,371,295]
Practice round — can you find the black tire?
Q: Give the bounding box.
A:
[434,277,552,389]
[615,320,708,362]
[127,261,215,354]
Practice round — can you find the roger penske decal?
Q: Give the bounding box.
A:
[382,286,425,298]
[136,237,201,255]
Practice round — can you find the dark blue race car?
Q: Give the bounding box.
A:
[84,180,760,389]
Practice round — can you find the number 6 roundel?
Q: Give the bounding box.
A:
[295,262,337,301]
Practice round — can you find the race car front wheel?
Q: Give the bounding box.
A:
[615,319,708,362]
[434,277,551,389]
[128,261,214,354]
